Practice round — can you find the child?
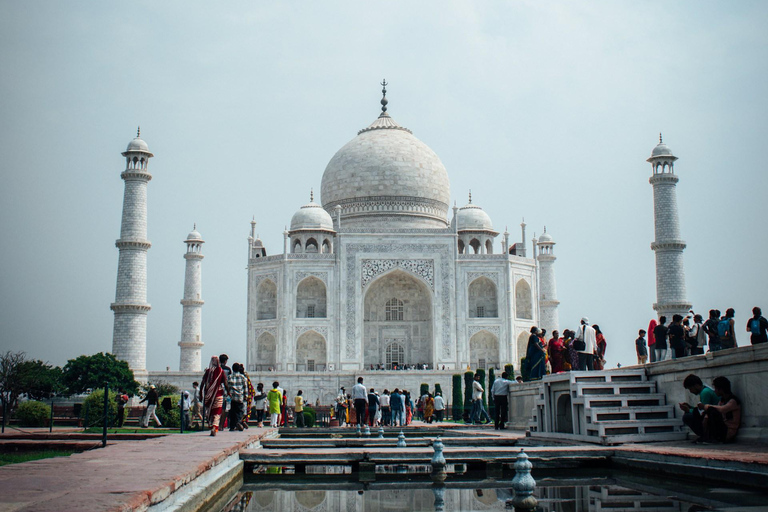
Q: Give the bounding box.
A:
[636,329,648,365]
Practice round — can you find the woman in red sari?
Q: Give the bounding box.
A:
[547,330,566,373]
[202,356,229,436]
[593,325,607,371]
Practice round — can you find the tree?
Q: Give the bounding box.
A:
[62,353,139,395]
[451,375,462,420]
[463,370,474,423]
[504,364,515,379]
[488,367,496,418]
[141,380,179,398]
[0,351,27,413]
[18,360,64,400]
[419,383,429,398]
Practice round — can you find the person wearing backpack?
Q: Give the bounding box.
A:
[717,309,737,349]
[746,306,768,345]
[703,309,722,352]
[690,314,707,355]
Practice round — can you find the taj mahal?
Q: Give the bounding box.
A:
[243,83,560,377]
[110,82,686,399]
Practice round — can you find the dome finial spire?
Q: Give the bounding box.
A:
[468,190,472,204]
[380,79,388,114]
[193,222,196,230]
[659,132,663,143]
[137,126,141,138]
[310,188,314,202]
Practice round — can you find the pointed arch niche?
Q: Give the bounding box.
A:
[515,279,533,320]
[256,332,276,369]
[296,276,327,318]
[468,276,498,318]
[256,279,277,320]
[363,269,433,368]
[296,330,327,371]
[469,330,499,369]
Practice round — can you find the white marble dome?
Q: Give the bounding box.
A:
[290,200,334,232]
[457,203,494,232]
[651,141,673,157]
[126,136,150,153]
[538,230,553,243]
[186,227,203,241]
[320,112,451,229]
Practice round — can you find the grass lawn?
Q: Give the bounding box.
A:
[0,450,76,466]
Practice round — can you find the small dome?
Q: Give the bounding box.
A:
[651,142,673,157]
[290,201,334,232]
[126,137,149,152]
[538,230,553,243]
[253,237,264,247]
[457,203,493,232]
[185,226,203,242]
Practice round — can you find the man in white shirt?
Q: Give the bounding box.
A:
[491,371,512,430]
[470,374,492,425]
[379,390,391,426]
[433,393,445,422]
[351,377,368,426]
[574,317,597,371]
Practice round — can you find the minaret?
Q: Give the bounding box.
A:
[648,134,691,318]
[536,227,560,334]
[111,128,153,377]
[178,225,205,372]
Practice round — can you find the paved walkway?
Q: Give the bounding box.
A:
[0,427,273,512]
[1,424,767,512]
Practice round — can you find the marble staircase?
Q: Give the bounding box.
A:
[527,370,687,445]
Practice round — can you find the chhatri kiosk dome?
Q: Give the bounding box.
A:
[320,85,451,229]
[245,83,558,400]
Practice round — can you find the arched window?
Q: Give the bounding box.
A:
[515,279,533,319]
[322,239,331,254]
[256,279,277,320]
[470,239,481,254]
[386,342,405,368]
[457,239,465,254]
[468,277,498,318]
[292,239,302,254]
[296,277,327,318]
[385,298,404,321]
[485,239,493,254]
[305,238,318,253]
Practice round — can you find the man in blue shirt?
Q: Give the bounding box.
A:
[390,388,403,426]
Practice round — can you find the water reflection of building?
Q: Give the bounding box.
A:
[231,483,689,512]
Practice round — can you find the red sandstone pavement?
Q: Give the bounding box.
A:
[1,424,767,512]
[0,427,272,512]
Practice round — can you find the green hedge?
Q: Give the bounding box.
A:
[488,368,496,417]
[16,400,50,427]
[419,383,429,398]
[434,383,443,399]
[451,374,462,420]
[156,395,181,428]
[504,364,515,378]
[463,371,474,422]
[81,389,118,428]
[303,406,316,427]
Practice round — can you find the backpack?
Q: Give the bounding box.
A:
[750,318,762,335]
[717,318,731,338]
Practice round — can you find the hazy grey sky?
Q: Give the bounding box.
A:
[1,1,766,371]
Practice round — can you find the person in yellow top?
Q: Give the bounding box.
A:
[294,390,305,428]
[267,381,282,428]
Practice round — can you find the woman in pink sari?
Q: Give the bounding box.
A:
[202,356,229,436]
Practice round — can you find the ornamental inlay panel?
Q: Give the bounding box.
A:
[361,259,434,290]
[346,243,453,359]
[295,271,329,285]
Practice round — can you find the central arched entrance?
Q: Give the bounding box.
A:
[363,269,433,369]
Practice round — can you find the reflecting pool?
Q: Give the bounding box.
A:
[217,468,767,512]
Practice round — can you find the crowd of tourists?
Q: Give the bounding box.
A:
[523,317,608,380]
[331,378,447,427]
[637,306,767,364]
